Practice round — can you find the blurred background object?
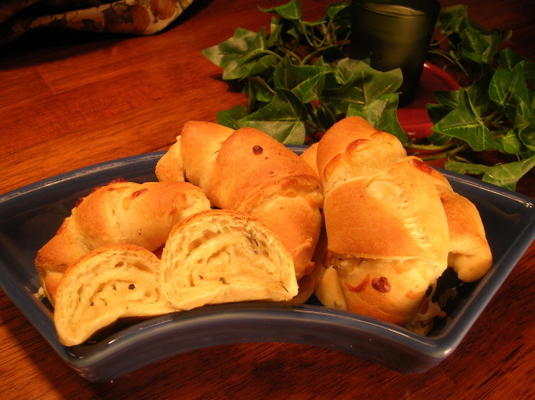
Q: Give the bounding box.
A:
[0,0,194,45]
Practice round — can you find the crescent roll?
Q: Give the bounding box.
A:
[313,117,492,325]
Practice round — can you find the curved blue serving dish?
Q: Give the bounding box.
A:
[0,151,533,382]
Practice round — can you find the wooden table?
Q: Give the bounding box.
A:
[1,1,533,398]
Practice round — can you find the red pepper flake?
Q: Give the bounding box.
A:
[372,276,391,293]
[345,274,370,292]
[252,145,263,155]
[412,158,433,174]
[131,188,148,198]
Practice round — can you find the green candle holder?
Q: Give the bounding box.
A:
[350,0,440,106]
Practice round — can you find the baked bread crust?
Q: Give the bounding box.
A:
[428,171,493,282]
[303,127,492,284]
[314,117,453,324]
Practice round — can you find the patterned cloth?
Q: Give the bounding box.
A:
[0,0,195,44]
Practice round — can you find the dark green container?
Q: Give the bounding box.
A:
[350,0,440,106]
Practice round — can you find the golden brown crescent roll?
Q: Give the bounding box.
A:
[156,121,323,282]
[305,124,491,284]
[426,169,492,282]
[54,245,174,346]
[300,142,319,177]
[314,117,451,324]
[160,210,298,310]
[155,136,185,182]
[35,180,210,302]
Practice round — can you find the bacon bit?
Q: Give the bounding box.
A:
[372,276,391,293]
[345,274,370,292]
[131,188,148,198]
[412,158,433,174]
[252,145,263,155]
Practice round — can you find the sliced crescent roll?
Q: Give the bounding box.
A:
[54,245,174,346]
[160,210,298,311]
[35,180,210,302]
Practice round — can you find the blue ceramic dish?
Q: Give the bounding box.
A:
[0,151,533,382]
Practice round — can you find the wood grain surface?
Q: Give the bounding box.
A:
[1,1,534,399]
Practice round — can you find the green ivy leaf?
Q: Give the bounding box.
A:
[500,130,523,154]
[266,17,283,48]
[202,28,272,80]
[432,89,500,151]
[273,59,327,103]
[446,156,535,191]
[322,58,402,115]
[519,122,535,151]
[259,0,302,21]
[237,90,307,144]
[459,25,507,65]
[326,2,350,19]
[497,48,525,71]
[216,105,248,129]
[347,93,407,143]
[481,155,535,190]
[246,76,274,105]
[436,4,469,33]
[238,120,306,144]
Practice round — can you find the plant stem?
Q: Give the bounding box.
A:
[406,142,456,151]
